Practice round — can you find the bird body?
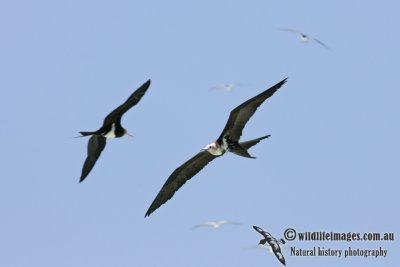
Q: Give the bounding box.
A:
[145,78,287,217]
[78,79,151,182]
[80,122,126,138]
[103,123,118,138]
[202,138,228,156]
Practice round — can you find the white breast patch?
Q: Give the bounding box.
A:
[104,123,116,138]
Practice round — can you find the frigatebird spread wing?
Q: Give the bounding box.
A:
[145,151,218,217]
[253,225,286,266]
[217,78,287,143]
[102,79,151,126]
[80,135,107,183]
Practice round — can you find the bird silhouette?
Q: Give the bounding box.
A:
[253,225,286,265]
[279,28,331,50]
[145,78,287,217]
[78,79,151,182]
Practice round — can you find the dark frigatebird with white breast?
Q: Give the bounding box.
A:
[253,225,286,266]
[78,79,151,183]
[145,78,287,217]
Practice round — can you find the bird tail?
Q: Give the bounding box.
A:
[239,135,270,150]
[79,131,98,136]
[229,143,255,159]
[230,135,270,158]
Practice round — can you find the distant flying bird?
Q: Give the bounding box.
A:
[279,28,331,50]
[191,220,241,229]
[253,225,286,266]
[209,82,244,92]
[145,78,287,217]
[78,79,151,183]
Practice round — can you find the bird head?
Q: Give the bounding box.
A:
[201,142,222,155]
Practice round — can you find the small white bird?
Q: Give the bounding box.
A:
[209,82,244,92]
[191,220,241,229]
[279,28,331,50]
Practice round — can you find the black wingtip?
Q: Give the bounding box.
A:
[140,79,151,93]
[144,206,153,218]
[260,134,271,140]
[138,79,151,92]
[264,77,288,95]
[79,175,86,183]
[143,79,151,88]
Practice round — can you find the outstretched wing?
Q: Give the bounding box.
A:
[103,79,151,126]
[217,79,287,143]
[145,151,218,217]
[269,242,286,266]
[279,28,304,36]
[80,135,107,182]
[253,225,268,238]
[217,220,241,226]
[313,38,331,50]
[191,221,217,229]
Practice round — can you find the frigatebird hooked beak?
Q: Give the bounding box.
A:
[78,79,151,183]
[145,78,287,217]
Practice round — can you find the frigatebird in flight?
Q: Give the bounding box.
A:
[145,78,287,217]
[279,28,331,50]
[78,79,151,183]
[253,225,286,266]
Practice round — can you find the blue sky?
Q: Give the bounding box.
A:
[0,0,398,266]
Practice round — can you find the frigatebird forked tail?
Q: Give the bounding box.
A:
[229,144,255,158]
[79,131,99,136]
[239,135,270,150]
[230,135,271,158]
